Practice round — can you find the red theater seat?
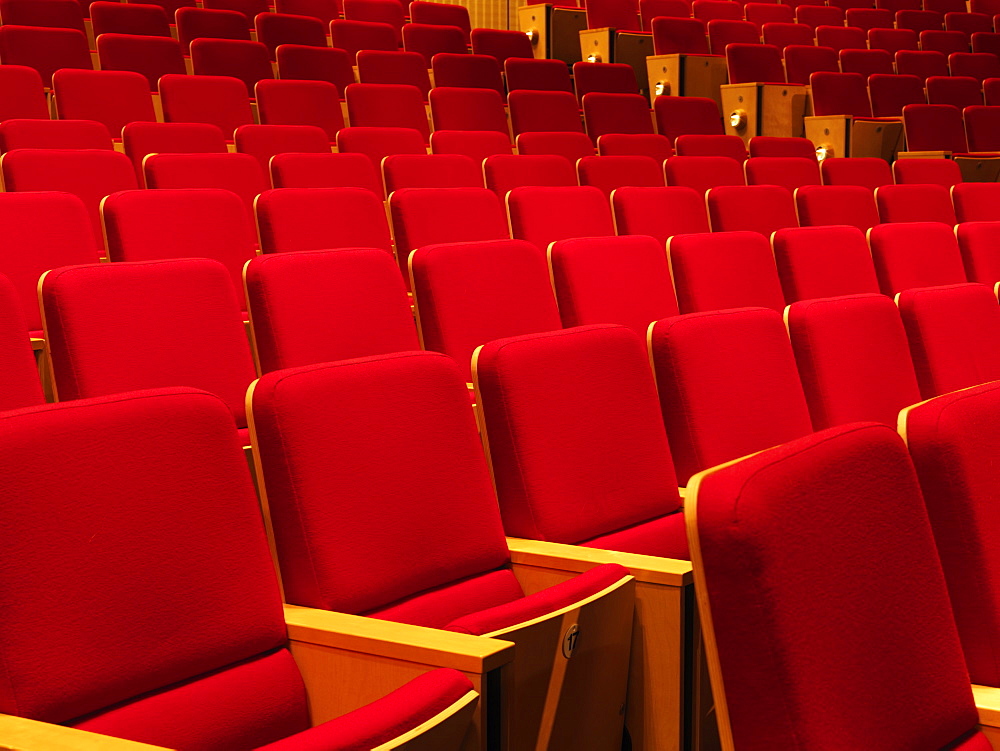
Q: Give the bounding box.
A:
[255,79,345,141]
[0,25,92,85]
[964,104,1000,151]
[577,155,665,196]
[0,65,48,121]
[598,133,674,160]
[275,0,341,22]
[748,136,817,159]
[507,185,615,251]
[431,53,505,95]
[357,49,432,97]
[190,37,274,96]
[0,119,112,151]
[612,186,711,242]
[276,44,356,91]
[122,122,228,186]
[785,292,922,428]
[470,27,533,63]
[204,0,268,24]
[336,126,428,193]
[868,221,967,295]
[409,239,561,372]
[382,153,481,192]
[668,231,786,313]
[649,307,813,484]
[784,45,840,85]
[869,73,926,116]
[508,90,585,136]
[761,21,814,50]
[255,11,327,59]
[504,57,574,93]
[344,0,404,45]
[96,33,186,91]
[256,187,393,254]
[901,103,970,152]
[0,0,85,32]
[892,157,964,186]
[573,62,640,100]
[956,221,1000,286]
[653,95,724,141]
[674,133,746,160]
[329,19,398,61]
[839,47,894,77]
[245,248,418,373]
[745,156,821,192]
[429,86,509,134]
[772,225,881,301]
[346,82,431,142]
[820,156,893,189]
[51,69,155,137]
[268,152,382,192]
[582,92,655,142]
[548,235,679,332]
[952,182,1000,221]
[402,22,466,66]
[234,124,331,173]
[665,155,746,193]
[430,129,513,161]
[175,7,250,51]
[875,183,958,224]
[159,74,254,140]
[794,184,880,231]
[483,154,578,196]
[707,185,799,236]
[515,132,594,165]
[410,1,471,40]
[0,272,43,410]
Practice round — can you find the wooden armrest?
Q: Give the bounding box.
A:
[974,684,1000,726]
[0,715,165,750]
[506,536,692,588]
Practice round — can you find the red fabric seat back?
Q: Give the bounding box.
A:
[956,220,1000,285]
[245,248,418,373]
[96,33,186,91]
[597,133,674,160]
[668,230,786,313]
[102,188,257,295]
[902,102,969,151]
[784,44,839,84]
[612,185,711,241]
[582,92,655,141]
[953,183,1000,222]
[275,0,341,25]
[429,86,508,134]
[650,307,813,483]
[256,186,393,254]
[234,123,332,172]
[205,0,269,24]
[951,50,1000,80]
[255,79,345,141]
[577,154,665,196]
[383,153,482,192]
[875,183,958,225]
[504,57,573,93]
[0,0,85,32]
[761,21,814,49]
[268,151,382,193]
[329,18,398,60]
[343,0,405,44]
[650,16,710,55]
[707,184,799,236]
[255,11,327,59]
[847,7,894,28]
[357,49,432,97]
[470,27,533,63]
[249,351,516,624]
[744,156,821,192]
[892,156,963,186]
[515,131,595,166]
[869,25,919,53]
[808,71,872,116]
[772,225,880,302]
[963,104,1000,151]
[796,3,845,27]
[402,22,467,66]
[335,125,427,193]
[895,48,949,79]
[483,154,578,196]
[430,129,513,161]
[786,292,921,428]
[820,156,893,189]
[921,29,969,54]
[508,89,584,136]
[585,0,641,30]
[816,24,868,50]
[794,183,880,231]
[0,118,113,151]
[190,37,274,96]
[175,6,250,50]
[52,69,155,135]
[839,48,894,77]
[746,3,795,32]
[507,185,615,251]
[0,25,91,85]
[474,324,684,546]
[122,122,228,186]
[869,72,926,116]
[548,234,679,333]
[868,221,968,295]
[665,155,745,193]
[0,65,47,121]
[410,0,471,39]
[725,43,786,84]
[573,62,640,100]
[691,421,983,751]
[431,53,504,96]
[747,136,816,158]
[275,44,355,91]
[673,133,746,159]
[346,82,430,141]
[158,73,254,139]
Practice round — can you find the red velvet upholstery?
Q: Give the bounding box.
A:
[410,239,561,371]
[269,152,382,193]
[508,90,583,136]
[383,154,482,192]
[875,183,958,225]
[691,422,982,750]
[847,7,894,29]
[815,24,868,51]
[745,3,794,32]
[926,75,984,110]
[892,157,964,188]
[234,124,332,173]
[897,282,1000,397]
[474,325,687,558]
[176,7,250,51]
[612,186,711,242]
[896,48,950,79]
[653,96,723,141]
[504,57,573,93]
[548,235,679,333]
[674,134,747,160]
[964,105,1000,151]
[952,182,1000,222]
[0,0,85,32]
[708,21,759,56]
[597,133,674,161]
[274,0,341,25]
[102,189,257,296]
[0,192,97,334]
[573,62,639,100]
[483,154,578,196]
[90,2,169,37]
[256,187,394,254]
[725,43,787,84]
[96,33,186,91]
[507,186,615,251]
[0,26,92,85]
[664,156,746,193]
[797,3,845,27]
[707,185,799,236]
[429,86,509,134]
[0,65,48,121]
[772,225,881,302]
[586,0,641,30]
[143,152,268,228]
[255,79,345,141]
[903,380,1000,690]
[402,22,466,66]
[245,248,418,372]
[515,131,594,165]
[344,0,404,45]
[577,155,665,196]
[190,37,274,96]
[40,260,257,429]
[839,48,894,78]
[747,136,816,159]
[0,273,44,410]
[869,26,920,54]
[902,103,970,152]
[357,50,431,96]
[820,157,893,190]
[650,307,813,483]
[431,129,513,161]
[669,230,786,313]
[470,27,533,63]
[745,157,821,192]
[51,70,155,136]
[784,45,839,85]
[205,0,269,24]
[0,119,113,151]
[329,19,398,61]
[650,16,711,55]
[957,221,1000,286]
[795,184,880,231]
[762,22,814,50]
[869,73,926,117]
[952,50,1000,79]
[0,149,137,250]
[276,44,355,92]
[346,83,431,142]
[786,293,922,428]
[336,126,428,194]
[0,388,293,746]
[255,11,326,58]
[868,221,967,295]
[582,92,654,143]
[810,71,875,117]
[122,122,226,187]
[431,53,504,95]
[158,73,254,139]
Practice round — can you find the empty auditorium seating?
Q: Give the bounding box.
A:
[577,155,665,195]
[357,49,432,97]
[748,136,817,159]
[868,221,967,295]
[96,33,186,91]
[176,6,251,50]
[504,57,574,93]
[795,184,881,231]
[0,119,113,151]
[122,122,228,186]
[430,129,513,161]
[897,282,1000,396]
[668,231,786,313]
[950,50,1000,80]
[344,0,405,44]
[875,183,958,224]
[772,225,881,301]
[40,259,256,439]
[674,134,747,160]
[892,157,964,186]
[761,21,815,49]
[847,7,894,29]
[869,26,920,54]
[91,1,170,37]
[665,155,746,193]
[276,44,356,91]
[708,19,758,55]
[101,188,257,297]
[839,48,895,77]
[598,133,674,160]
[0,65,48,121]
[0,25,92,85]
[745,157,821,192]
[516,131,595,164]
[651,15,712,55]
[508,90,584,136]
[409,239,561,370]
[548,235,679,332]
[507,186,615,251]
[582,92,655,142]
[921,29,970,55]
[649,307,813,484]
[785,293,922,428]
[816,24,868,51]
[470,27,534,62]
[0,0,85,32]
[336,126,428,192]
[902,103,971,152]
[410,1,472,40]
[190,37,274,95]
[256,187,394,254]
[248,350,635,750]
[926,76,984,111]
[403,22,466,66]
[612,186,711,242]
[329,18,399,59]
[653,96,724,141]
[0,387,482,749]
[255,79,344,140]
[269,151,382,192]
[346,83,431,142]
[52,70,154,137]
[784,45,840,85]
[483,154,578,196]
[868,73,926,116]
[234,124,332,172]
[573,62,640,100]
[689,421,989,750]
[383,154,481,192]
[204,0,268,23]
[820,157,894,189]
[895,49,950,80]
[1,149,136,250]
[255,11,326,58]
[950,183,1000,223]
[431,53,505,95]
[159,74,254,139]
[429,86,509,134]
[746,3,794,30]
[707,185,799,236]
[245,248,419,372]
